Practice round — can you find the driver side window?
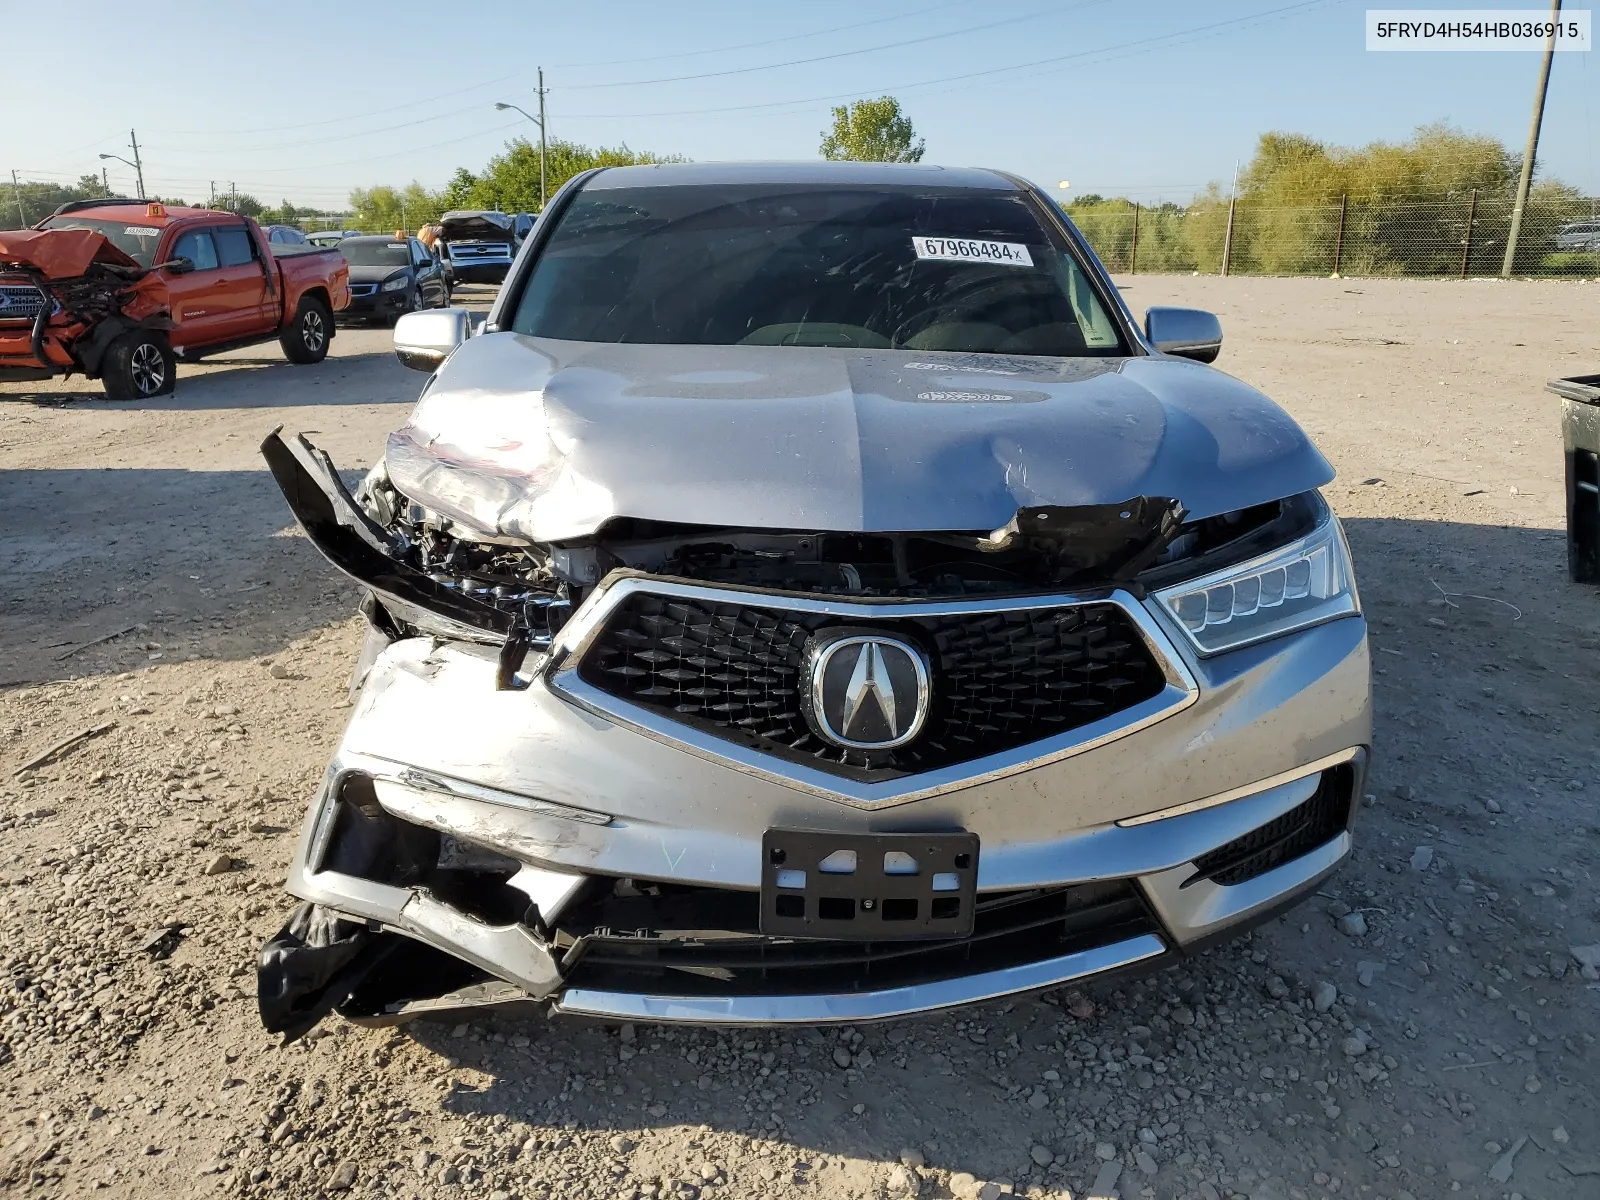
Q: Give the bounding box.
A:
[171,230,219,271]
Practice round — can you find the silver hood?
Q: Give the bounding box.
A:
[385,334,1334,543]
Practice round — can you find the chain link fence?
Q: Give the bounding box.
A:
[1070,193,1600,278]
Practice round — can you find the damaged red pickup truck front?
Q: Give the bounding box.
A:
[2,199,350,399]
[0,226,171,397]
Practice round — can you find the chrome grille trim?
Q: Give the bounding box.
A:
[545,574,1199,809]
[0,284,48,322]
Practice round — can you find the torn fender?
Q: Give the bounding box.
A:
[260,428,512,636]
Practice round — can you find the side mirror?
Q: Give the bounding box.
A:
[393,307,473,372]
[165,256,195,276]
[1145,307,1222,363]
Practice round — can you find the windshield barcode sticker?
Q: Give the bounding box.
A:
[913,237,1033,267]
[123,226,160,236]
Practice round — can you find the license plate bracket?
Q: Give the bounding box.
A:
[759,828,980,940]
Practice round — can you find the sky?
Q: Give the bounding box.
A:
[4,0,1597,211]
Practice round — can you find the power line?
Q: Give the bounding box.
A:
[137,1,1094,157]
[560,0,984,67]
[554,0,1111,90]
[543,0,1343,121]
[136,0,984,140]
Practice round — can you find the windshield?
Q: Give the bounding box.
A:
[510,184,1125,356]
[340,240,410,267]
[39,217,164,267]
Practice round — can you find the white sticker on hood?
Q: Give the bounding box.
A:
[912,236,1034,267]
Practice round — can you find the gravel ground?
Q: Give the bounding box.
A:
[2,277,1598,1200]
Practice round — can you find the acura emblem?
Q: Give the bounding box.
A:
[802,630,931,751]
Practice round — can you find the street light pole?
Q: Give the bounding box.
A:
[129,129,146,200]
[99,151,144,200]
[494,82,548,211]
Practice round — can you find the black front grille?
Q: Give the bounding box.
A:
[1189,766,1354,887]
[562,880,1159,997]
[576,593,1168,780]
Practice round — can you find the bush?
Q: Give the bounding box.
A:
[1537,251,1600,276]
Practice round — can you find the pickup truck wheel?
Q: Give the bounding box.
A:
[281,298,333,364]
[101,331,175,401]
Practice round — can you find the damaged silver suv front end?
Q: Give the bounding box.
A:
[256,163,1369,1040]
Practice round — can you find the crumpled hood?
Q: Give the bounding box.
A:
[385,335,1334,543]
[0,228,143,278]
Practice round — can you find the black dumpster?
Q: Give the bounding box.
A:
[1549,374,1600,583]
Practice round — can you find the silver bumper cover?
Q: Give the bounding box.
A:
[280,578,1369,1025]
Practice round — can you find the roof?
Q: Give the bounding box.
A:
[49,201,224,226]
[583,161,1023,191]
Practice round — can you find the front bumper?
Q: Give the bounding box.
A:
[446,262,510,284]
[340,287,410,321]
[268,571,1370,1029]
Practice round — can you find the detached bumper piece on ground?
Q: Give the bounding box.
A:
[256,425,1370,1039]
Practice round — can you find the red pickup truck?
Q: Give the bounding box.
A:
[0,199,351,400]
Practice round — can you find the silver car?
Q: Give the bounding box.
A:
[257,162,1369,1039]
[1555,220,1600,252]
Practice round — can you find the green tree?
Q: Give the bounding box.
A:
[819,97,925,163]
[462,137,686,214]
[347,182,447,232]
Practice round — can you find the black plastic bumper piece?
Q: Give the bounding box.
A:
[260,428,511,635]
[257,902,397,1043]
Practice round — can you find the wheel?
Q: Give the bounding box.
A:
[101,330,175,401]
[280,297,332,364]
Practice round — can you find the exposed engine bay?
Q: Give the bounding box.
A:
[0,228,170,381]
[266,428,1315,654]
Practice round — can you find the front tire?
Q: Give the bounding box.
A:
[101,331,175,401]
[281,297,333,364]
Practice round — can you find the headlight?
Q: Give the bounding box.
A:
[1153,508,1359,654]
[381,275,410,293]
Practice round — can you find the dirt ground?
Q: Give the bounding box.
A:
[1,276,1598,1200]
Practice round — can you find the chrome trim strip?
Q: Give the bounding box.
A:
[545,576,1198,809]
[551,932,1166,1025]
[383,763,613,826]
[1115,747,1365,828]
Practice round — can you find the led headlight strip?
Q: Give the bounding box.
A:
[1153,509,1359,654]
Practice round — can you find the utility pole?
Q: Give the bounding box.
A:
[230,181,237,213]
[209,180,216,208]
[128,129,146,200]
[11,170,26,227]
[537,66,550,211]
[1502,0,1562,276]
[101,166,109,197]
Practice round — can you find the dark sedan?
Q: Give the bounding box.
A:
[338,235,449,324]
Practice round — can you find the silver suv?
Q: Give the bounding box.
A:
[257,162,1369,1039]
